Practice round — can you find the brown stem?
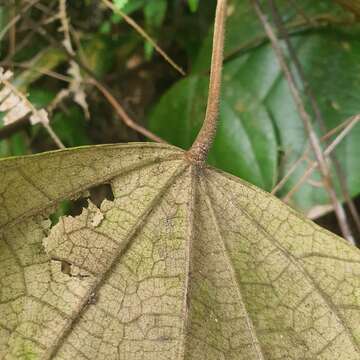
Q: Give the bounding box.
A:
[187,0,227,164]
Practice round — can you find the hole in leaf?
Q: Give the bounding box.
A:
[51,257,90,279]
[68,197,89,216]
[49,183,114,227]
[89,183,114,208]
[49,198,88,227]
[61,260,72,276]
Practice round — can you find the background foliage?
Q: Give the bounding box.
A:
[0,0,360,239]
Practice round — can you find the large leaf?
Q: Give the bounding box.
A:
[1,143,360,359]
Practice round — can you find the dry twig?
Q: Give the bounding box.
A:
[268,0,360,236]
[252,0,355,244]
[87,78,165,144]
[0,68,65,149]
[101,0,185,76]
[272,115,359,196]
[0,0,41,41]
[283,114,360,204]
[24,15,164,143]
[50,0,90,117]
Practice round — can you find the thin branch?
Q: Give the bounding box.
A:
[271,145,310,195]
[0,0,40,41]
[8,0,17,59]
[187,0,227,164]
[272,114,358,196]
[0,62,72,83]
[321,115,358,142]
[87,78,165,143]
[0,74,65,149]
[269,0,360,237]
[25,17,164,143]
[101,0,185,76]
[283,114,360,204]
[252,0,355,244]
[55,0,90,118]
[2,0,58,64]
[223,13,356,66]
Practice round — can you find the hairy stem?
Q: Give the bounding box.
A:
[187,0,227,164]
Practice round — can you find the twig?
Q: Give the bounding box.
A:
[283,114,360,203]
[2,0,58,64]
[87,78,165,143]
[0,0,40,41]
[25,17,164,143]
[321,116,358,142]
[0,75,65,149]
[272,114,358,196]
[0,71,164,144]
[187,0,227,164]
[271,145,310,195]
[0,62,72,83]
[54,0,90,117]
[269,0,360,237]
[252,0,355,244]
[101,0,185,76]
[8,0,17,59]
[223,13,356,66]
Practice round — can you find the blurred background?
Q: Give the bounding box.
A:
[0,0,360,242]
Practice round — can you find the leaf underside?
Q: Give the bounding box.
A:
[0,143,360,360]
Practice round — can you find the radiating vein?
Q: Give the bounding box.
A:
[1,154,179,231]
[176,165,196,360]
[206,169,360,354]
[44,161,189,360]
[200,174,266,360]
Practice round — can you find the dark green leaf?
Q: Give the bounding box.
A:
[52,106,91,147]
[149,72,278,191]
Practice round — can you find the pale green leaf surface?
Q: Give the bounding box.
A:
[1,143,360,359]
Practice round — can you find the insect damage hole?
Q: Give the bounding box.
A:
[48,183,115,228]
[44,182,116,278]
[58,259,90,279]
[89,183,114,208]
